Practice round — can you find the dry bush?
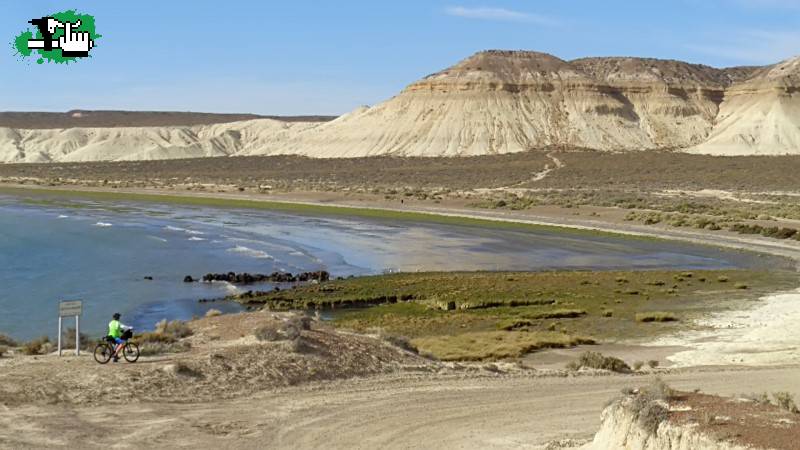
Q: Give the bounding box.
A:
[61,327,92,351]
[254,325,283,342]
[379,331,419,354]
[566,351,631,373]
[204,309,222,318]
[0,345,7,358]
[628,378,676,433]
[164,362,202,378]
[136,332,190,356]
[21,336,51,355]
[135,319,193,356]
[288,336,316,354]
[287,315,312,331]
[0,333,17,347]
[255,316,310,342]
[636,312,678,323]
[155,319,193,338]
[772,392,800,413]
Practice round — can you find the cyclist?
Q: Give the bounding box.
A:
[107,313,132,363]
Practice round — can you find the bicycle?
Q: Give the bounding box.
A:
[93,329,139,364]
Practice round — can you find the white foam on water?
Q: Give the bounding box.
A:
[94,222,112,227]
[57,215,69,219]
[227,245,274,259]
[148,236,168,243]
[188,237,206,241]
[165,225,205,235]
[651,288,800,366]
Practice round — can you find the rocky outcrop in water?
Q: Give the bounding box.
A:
[200,271,330,285]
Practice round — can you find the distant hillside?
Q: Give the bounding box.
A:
[1,50,799,163]
[0,110,336,129]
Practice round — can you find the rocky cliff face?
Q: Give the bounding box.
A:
[688,57,800,155]
[586,398,748,450]
[585,390,799,450]
[273,51,739,157]
[1,50,799,162]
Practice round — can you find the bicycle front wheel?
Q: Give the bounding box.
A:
[93,343,113,364]
[123,342,140,363]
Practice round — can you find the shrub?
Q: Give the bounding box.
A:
[254,325,282,342]
[136,332,190,356]
[497,319,533,331]
[380,333,419,354]
[743,392,771,405]
[773,392,800,413]
[135,319,193,356]
[717,276,729,283]
[761,227,798,239]
[287,315,312,331]
[647,360,660,369]
[0,345,7,358]
[566,351,631,373]
[629,378,676,433]
[636,312,678,323]
[155,319,193,338]
[734,283,748,290]
[61,327,91,351]
[21,336,51,355]
[730,223,763,235]
[633,361,644,371]
[602,310,614,317]
[0,333,17,347]
[524,309,587,320]
[204,309,222,318]
[255,316,309,342]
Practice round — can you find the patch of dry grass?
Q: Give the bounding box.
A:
[21,336,51,355]
[566,351,631,373]
[136,319,194,355]
[411,331,594,361]
[636,312,678,323]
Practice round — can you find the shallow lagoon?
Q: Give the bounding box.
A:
[0,192,777,340]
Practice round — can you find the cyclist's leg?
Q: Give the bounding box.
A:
[113,338,125,358]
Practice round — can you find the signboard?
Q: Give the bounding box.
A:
[57,300,83,356]
[59,300,83,317]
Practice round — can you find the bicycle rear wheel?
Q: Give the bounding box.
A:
[123,342,140,363]
[93,343,113,364]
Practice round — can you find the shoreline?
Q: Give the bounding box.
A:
[3,183,800,369]
[3,183,800,267]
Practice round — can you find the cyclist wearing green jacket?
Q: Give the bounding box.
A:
[108,313,131,363]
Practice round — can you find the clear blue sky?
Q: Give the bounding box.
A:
[2,0,799,115]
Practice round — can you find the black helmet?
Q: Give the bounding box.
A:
[112,313,121,320]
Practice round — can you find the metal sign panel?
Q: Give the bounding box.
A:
[59,300,82,317]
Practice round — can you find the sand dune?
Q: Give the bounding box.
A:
[1,51,799,162]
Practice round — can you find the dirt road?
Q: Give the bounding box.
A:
[2,365,798,449]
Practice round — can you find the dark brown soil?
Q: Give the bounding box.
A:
[0,153,550,191]
[528,151,800,192]
[670,392,800,450]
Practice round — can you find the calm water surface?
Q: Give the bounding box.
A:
[0,192,776,340]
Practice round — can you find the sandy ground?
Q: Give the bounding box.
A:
[1,365,798,449]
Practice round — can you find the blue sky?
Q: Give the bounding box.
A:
[1,0,799,115]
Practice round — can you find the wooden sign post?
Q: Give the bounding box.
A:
[58,300,83,356]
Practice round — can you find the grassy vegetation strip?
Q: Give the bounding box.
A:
[410,331,594,361]
[232,270,792,360]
